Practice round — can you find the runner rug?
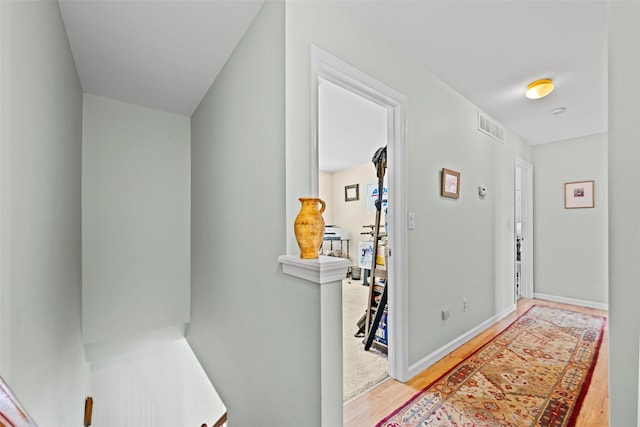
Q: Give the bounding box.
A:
[376,305,606,427]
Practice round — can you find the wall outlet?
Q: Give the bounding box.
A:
[442,307,450,320]
[463,298,468,312]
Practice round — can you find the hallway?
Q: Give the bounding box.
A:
[344,298,608,426]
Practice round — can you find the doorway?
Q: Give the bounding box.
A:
[515,158,534,300]
[318,78,389,401]
[311,46,410,395]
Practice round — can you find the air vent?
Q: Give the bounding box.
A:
[478,111,504,142]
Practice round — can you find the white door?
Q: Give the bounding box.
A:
[515,158,534,299]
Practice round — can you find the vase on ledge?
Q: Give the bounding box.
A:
[294,197,326,259]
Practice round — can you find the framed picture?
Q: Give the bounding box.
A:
[441,168,461,199]
[345,183,359,202]
[565,180,594,209]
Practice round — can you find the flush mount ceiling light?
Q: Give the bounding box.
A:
[525,78,554,99]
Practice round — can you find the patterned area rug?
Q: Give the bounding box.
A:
[377,305,605,427]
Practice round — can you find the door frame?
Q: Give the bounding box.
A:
[515,158,534,299]
[311,46,410,382]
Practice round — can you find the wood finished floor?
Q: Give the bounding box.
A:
[343,298,609,426]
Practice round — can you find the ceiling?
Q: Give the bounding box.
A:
[319,79,388,173]
[57,0,608,169]
[340,0,608,146]
[57,0,264,116]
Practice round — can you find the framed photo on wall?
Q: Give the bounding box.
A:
[345,184,359,202]
[441,168,461,199]
[565,180,594,209]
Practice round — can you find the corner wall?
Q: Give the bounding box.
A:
[0,0,89,423]
[533,133,608,306]
[189,2,324,425]
[608,2,640,425]
[82,94,191,350]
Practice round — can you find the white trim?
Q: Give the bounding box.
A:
[84,324,187,361]
[279,252,350,427]
[515,158,534,299]
[534,293,609,311]
[310,46,410,382]
[407,304,517,379]
[278,254,351,284]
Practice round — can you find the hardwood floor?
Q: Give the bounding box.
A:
[343,298,609,426]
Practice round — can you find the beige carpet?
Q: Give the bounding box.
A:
[343,278,388,402]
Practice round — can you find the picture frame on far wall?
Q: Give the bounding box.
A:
[345,183,359,202]
[565,180,595,209]
[441,168,461,199]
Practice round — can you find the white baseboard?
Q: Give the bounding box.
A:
[407,304,517,380]
[534,293,608,311]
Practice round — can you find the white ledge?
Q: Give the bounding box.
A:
[278,254,351,284]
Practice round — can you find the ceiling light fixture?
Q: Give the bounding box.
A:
[525,78,554,99]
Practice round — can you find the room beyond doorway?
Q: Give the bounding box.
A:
[317,78,390,401]
[311,45,410,387]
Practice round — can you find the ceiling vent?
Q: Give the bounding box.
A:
[478,111,504,142]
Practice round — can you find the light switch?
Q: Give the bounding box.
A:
[408,212,416,229]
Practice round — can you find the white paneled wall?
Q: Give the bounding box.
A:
[90,339,225,427]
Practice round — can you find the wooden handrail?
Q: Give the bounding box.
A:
[212,412,228,427]
[200,411,227,427]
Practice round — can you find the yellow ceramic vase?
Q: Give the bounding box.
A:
[294,198,326,259]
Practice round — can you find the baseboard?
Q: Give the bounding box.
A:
[407,304,516,380]
[534,293,609,311]
[84,323,187,362]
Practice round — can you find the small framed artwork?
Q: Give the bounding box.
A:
[441,168,461,199]
[345,184,359,202]
[565,180,594,209]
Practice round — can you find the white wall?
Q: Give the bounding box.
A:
[608,2,640,424]
[285,1,532,371]
[322,162,382,265]
[82,94,191,349]
[188,2,325,426]
[318,171,334,224]
[90,338,225,427]
[0,0,89,423]
[533,133,608,306]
